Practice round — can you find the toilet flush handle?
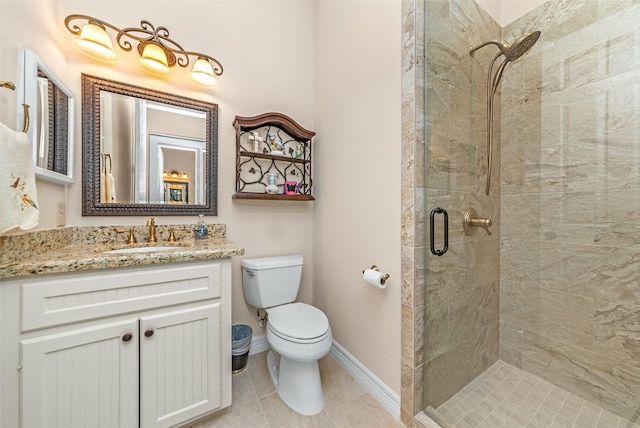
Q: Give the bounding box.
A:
[246,269,256,276]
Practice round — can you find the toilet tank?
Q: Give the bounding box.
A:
[241,255,303,308]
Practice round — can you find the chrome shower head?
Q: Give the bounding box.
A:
[469,31,540,62]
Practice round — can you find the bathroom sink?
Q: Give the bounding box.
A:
[103,246,182,254]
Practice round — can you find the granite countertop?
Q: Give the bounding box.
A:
[0,224,244,279]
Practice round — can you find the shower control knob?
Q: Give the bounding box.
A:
[463,208,493,236]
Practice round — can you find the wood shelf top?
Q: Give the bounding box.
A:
[232,193,315,201]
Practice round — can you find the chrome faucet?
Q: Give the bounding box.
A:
[146,218,157,243]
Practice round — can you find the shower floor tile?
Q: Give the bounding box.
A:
[427,360,640,428]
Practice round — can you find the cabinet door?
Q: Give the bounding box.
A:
[20,318,139,428]
[139,303,222,428]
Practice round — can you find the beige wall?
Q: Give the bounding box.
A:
[476,0,548,26]
[313,0,402,394]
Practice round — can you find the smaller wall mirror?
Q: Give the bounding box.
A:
[18,49,74,184]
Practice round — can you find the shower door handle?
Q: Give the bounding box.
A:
[430,207,448,256]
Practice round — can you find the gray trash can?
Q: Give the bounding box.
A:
[231,324,252,373]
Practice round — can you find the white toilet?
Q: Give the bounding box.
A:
[241,254,332,416]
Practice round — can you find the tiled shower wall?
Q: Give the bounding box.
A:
[422,0,502,409]
[500,0,640,421]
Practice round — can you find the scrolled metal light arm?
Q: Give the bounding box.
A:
[64,14,223,78]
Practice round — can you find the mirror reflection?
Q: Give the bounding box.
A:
[82,74,218,216]
[99,93,206,205]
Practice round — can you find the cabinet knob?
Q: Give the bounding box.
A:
[122,333,133,342]
[144,328,155,338]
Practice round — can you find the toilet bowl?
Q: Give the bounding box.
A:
[241,255,332,416]
[265,302,332,415]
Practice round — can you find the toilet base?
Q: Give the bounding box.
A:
[267,350,325,416]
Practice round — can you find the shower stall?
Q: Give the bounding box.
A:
[403,0,640,426]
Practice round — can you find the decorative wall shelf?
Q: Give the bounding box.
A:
[232,112,315,201]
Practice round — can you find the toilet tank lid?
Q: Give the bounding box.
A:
[241,254,303,270]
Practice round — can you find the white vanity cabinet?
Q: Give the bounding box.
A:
[0,259,232,428]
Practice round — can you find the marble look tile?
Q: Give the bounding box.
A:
[185,371,264,428]
[425,73,450,135]
[401,247,416,307]
[319,353,367,414]
[424,341,473,408]
[448,0,500,51]
[539,289,595,350]
[426,15,473,94]
[426,238,500,301]
[499,276,540,333]
[246,352,275,399]
[501,194,541,241]
[329,393,404,428]
[593,299,640,369]
[499,320,523,368]
[424,296,449,360]
[472,320,499,378]
[602,70,640,134]
[196,352,403,427]
[425,0,448,26]
[415,410,444,428]
[449,281,499,348]
[413,362,425,417]
[260,392,336,428]
[523,332,640,421]
[449,86,477,147]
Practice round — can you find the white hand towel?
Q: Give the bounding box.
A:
[0,121,39,235]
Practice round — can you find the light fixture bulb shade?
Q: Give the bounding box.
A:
[138,43,171,76]
[190,58,218,88]
[73,23,117,62]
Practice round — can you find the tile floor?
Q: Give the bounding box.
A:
[425,360,640,428]
[185,351,404,428]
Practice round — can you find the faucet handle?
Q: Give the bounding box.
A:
[167,228,176,242]
[115,228,137,244]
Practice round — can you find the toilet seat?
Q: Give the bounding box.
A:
[267,303,330,344]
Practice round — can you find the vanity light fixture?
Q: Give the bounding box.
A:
[64,15,223,88]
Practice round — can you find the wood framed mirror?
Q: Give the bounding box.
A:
[81,74,218,216]
[19,49,74,184]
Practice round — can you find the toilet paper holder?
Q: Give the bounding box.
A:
[362,265,390,286]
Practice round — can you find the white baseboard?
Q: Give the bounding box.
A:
[249,334,269,355]
[330,340,401,420]
[248,335,400,420]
